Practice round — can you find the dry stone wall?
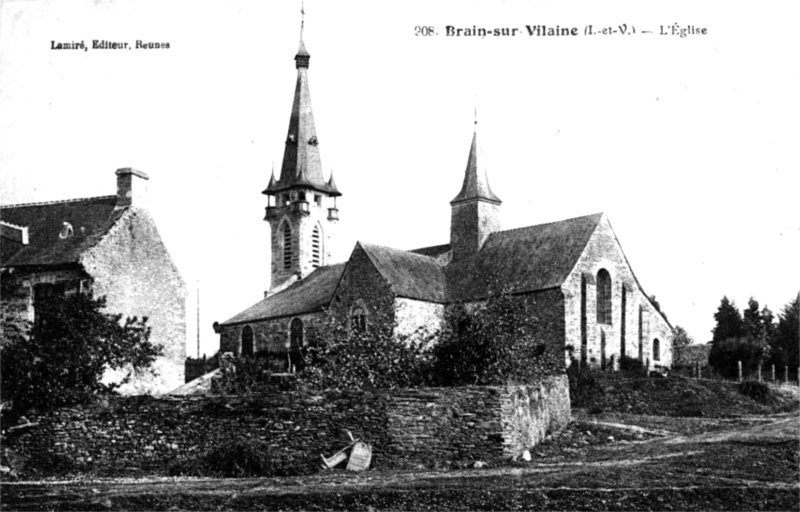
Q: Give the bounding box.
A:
[7,376,569,477]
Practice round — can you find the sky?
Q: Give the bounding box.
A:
[1,0,798,357]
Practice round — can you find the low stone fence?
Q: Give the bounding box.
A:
[6,375,569,477]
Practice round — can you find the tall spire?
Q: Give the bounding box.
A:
[263,10,337,197]
[450,121,501,205]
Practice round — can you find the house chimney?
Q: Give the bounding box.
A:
[115,168,149,208]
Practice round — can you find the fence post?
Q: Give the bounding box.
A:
[738,361,742,382]
[758,365,762,382]
[785,366,789,384]
[771,365,775,381]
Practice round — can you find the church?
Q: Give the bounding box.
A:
[216,33,673,373]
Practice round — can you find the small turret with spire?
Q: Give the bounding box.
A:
[263,12,341,294]
[450,111,501,261]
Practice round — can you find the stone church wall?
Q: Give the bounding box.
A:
[6,376,569,478]
[220,312,326,358]
[562,214,673,369]
[328,244,396,331]
[80,207,186,395]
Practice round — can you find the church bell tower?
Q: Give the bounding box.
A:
[263,32,341,294]
[450,120,501,261]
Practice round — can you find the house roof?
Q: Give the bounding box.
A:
[0,196,122,268]
[360,243,448,303]
[447,213,604,301]
[221,263,346,325]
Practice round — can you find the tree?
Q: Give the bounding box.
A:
[742,297,765,343]
[431,288,557,386]
[672,325,694,348]
[302,294,431,390]
[0,293,162,411]
[712,296,744,344]
[769,295,800,369]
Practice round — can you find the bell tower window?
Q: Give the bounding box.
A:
[312,225,322,268]
[281,222,293,270]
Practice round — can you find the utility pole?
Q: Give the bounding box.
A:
[196,280,200,358]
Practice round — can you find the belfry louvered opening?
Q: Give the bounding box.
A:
[312,225,321,268]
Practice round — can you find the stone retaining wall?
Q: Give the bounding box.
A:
[7,376,569,477]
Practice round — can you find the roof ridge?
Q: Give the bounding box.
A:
[409,242,450,252]
[359,241,442,263]
[0,195,117,209]
[493,212,604,236]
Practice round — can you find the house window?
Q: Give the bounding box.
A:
[241,325,254,357]
[290,318,304,350]
[351,306,367,333]
[314,194,322,206]
[312,225,321,268]
[596,269,612,325]
[281,222,292,270]
[298,191,306,201]
[653,338,660,361]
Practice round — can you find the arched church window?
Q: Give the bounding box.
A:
[241,325,254,357]
[652,338,661,361]
[290,318,303,350]
[638,305,644,361]
[281,222,292,270]
[312,225,322,268]
[351,306,367,333]
[596,269,612,325]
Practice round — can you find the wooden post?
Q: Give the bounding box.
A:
[785,366,789,383]
[771,365,775,381]
[738,361,742,382]
[758,365,762,382]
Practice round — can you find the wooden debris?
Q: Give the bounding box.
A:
[346,442,372,472]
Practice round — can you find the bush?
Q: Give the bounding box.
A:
[431,288,558,386]
[709,337,767,379]
[1,294,161,412]
[567,361,605,407]
[619,355,646,374]
[738,380,775,403]
[302,295,432,390]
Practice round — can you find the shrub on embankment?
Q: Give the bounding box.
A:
[569,368,798,417]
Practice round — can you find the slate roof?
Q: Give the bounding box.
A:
[263,36,339,197]
[360,243,448,303]
[0,196,122,268]
[451,130,501,205]
[222,263,346,325]
[223,214,606,324]
[446,213,604,301]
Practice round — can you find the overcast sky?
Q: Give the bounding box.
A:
[1,0,797,357]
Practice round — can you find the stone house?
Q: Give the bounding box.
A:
[217,35,673,372]
[0,169,186,394]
